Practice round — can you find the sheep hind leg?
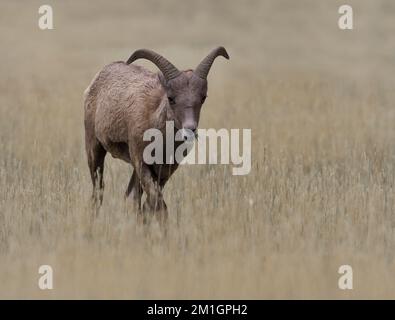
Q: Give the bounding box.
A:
[87,141,107,211]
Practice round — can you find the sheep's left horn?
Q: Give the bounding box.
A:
[194,46,229,80]
[126,49,181,81]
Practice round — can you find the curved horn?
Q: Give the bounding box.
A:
[194,46,229,80]
[126,49,181,81]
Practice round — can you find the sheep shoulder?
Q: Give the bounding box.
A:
[85,62,166,147]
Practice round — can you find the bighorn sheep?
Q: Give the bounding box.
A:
[84,47,229,218]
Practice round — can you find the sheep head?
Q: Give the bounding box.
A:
[126,47,229,140]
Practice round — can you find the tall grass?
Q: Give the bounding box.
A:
[1,0,395,298]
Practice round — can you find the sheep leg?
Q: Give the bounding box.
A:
[132,162,168,220]
[87,141,106,208]
[140,164,168,225]
[127,139,168,223]
[139,164,167,211]
[124,170,143,211]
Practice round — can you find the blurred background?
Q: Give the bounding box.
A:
[1,0,395,299]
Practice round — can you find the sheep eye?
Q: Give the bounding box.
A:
[168,96,176,105]
[201,96,207,103]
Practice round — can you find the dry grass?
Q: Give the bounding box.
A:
[1,0,395,299]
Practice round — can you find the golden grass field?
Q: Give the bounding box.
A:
[1,0,395,299]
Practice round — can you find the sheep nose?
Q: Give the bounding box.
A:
[181,127,196,142]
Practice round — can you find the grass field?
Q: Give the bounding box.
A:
[1,0,395,298]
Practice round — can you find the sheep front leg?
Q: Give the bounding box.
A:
[140,164,167,209]
[130,158,168,224]
[125,170,143,211]
[141,164,168,226]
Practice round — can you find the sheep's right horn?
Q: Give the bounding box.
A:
[126,49,181,81]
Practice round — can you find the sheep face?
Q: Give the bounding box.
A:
[161,71,208,141]
[126,47,229,142]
